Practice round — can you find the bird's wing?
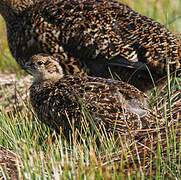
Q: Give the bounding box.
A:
[78,75,147,99]
[38,1,143,64]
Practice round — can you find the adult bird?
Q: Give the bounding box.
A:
[22,53,163,138]
[0,0,180,91]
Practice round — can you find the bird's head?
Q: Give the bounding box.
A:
[22,53,64,82]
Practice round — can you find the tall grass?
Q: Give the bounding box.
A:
[0,0,181,179]
[0,100,181,179]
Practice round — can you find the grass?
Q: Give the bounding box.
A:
[0,0,181,179]
[0,95,181,179]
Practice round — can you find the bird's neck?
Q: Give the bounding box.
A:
[33,74,64,86]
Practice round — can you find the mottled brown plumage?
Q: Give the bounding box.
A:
[99,92,181,171]
[23,54,164,137]
[0,0,180,91]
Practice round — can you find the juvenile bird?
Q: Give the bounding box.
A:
[0,0,180,91]
[23,54,163,138]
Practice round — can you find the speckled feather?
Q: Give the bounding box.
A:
[24,54,163,137]
[0,0,180,91]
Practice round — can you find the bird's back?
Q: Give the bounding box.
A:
[29,74,160,136]
[2,0,180,91]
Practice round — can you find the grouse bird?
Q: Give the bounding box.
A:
[0,0,180,91]
[23,53,164,137]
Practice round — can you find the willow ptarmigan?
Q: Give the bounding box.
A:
[23,53,164,137]
[0,0,180,91]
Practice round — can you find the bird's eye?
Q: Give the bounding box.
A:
[37,61,44,66]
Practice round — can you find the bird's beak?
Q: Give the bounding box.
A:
[21,62,34,75]
[21,62,31,71]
